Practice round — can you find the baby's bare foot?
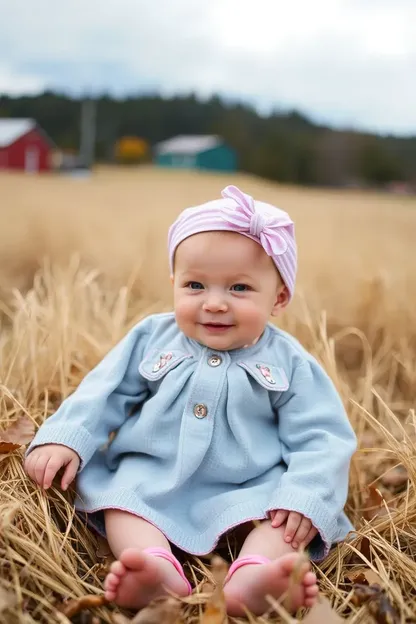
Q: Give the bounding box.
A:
[224,552,318,616]
[104,548,189,609]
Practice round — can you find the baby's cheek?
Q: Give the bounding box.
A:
[239,300,269,330]
[175,298,196,325]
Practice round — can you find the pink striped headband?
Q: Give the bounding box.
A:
[168,185,297,300]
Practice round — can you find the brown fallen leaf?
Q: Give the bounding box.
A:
[0,414,35,445]
[302,594,345,623]
[59,594,109,618]
[201,556,228,623]
[345,568,383,586]
[363,485,385,520]
[131,596,182,624]
[359,536,371,561]
[0,441,21,453]
[381,466,408,490]
[352,584,400,624]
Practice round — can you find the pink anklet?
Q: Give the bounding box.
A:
[142,547,192,595]
[224,555,271,584]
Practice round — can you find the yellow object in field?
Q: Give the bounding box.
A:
[115,136,148,163]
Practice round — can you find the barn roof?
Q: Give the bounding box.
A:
[0,118,37,148]
[154,135,223,155]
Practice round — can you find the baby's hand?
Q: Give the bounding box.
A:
[270,509,318,549]
[24,444,80,491]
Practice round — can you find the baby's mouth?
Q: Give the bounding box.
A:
[201,322,234,332]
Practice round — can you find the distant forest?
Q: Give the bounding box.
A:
[1,91,415,187]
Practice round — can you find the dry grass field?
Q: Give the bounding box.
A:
[0,166,415,623]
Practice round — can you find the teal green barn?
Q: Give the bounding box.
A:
[154,135,237,173]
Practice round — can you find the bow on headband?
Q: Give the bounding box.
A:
[220,185,292,257]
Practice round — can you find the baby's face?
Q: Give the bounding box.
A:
[172,231,288,351]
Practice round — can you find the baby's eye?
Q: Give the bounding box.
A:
[186,281,204,290]
[231,284,250,292]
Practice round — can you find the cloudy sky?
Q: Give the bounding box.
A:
[1,0,415,135]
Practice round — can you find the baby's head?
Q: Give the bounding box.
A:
[168,185,297,351]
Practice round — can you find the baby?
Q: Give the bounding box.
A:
[24,185,357,617]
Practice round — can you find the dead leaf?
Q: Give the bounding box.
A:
[0,414,35,447]
[131,596,182,624]
[0,415,35,461]
[381,466,408,490]
[363,485,385,520]
[359,536,371,561]
[352,585,400,624]
[0,441,21,453]
[346,568,383,586]
[201,556,228,623]
[59,594,109,618]
[302,594,345,623]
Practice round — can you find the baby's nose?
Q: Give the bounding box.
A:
[203,293,228,312]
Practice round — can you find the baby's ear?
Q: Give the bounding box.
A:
[271,285,289,316]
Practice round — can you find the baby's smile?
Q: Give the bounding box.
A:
[200,321,235,332]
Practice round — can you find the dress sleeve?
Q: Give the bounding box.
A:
[26,316,153,469]
[267,357,357,560]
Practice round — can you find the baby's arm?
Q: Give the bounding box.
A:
[25,316,153,471]
[268,357,357,559]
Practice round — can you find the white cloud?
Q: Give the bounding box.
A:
[0,0,415,134]
[0,64,46,96]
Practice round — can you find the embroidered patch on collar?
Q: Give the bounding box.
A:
[152,352,173,373]
[256,363,276,384]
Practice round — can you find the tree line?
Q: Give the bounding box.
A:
[1,91,415,188]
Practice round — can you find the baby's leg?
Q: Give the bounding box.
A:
[223,519,318,616]
[104,510,191,609]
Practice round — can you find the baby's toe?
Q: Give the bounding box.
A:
[104,572,120,591]
[305,595,318,608]
[303,571,317,587]
[105,588,117,601]
[109,561,126,577]
[305,583,319,597]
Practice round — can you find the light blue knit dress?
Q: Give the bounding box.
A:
[27,313,357,560]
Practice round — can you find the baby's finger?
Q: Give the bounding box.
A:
[292,516,312,549]
[24,453,36,479]
[271,509,289,528]
[284,512,302,543]
[303,526,319,547]
[34,454,52,488]
[61,457,79,491]
[43,456,64,489]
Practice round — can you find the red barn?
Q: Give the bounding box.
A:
[0,118,54,173]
